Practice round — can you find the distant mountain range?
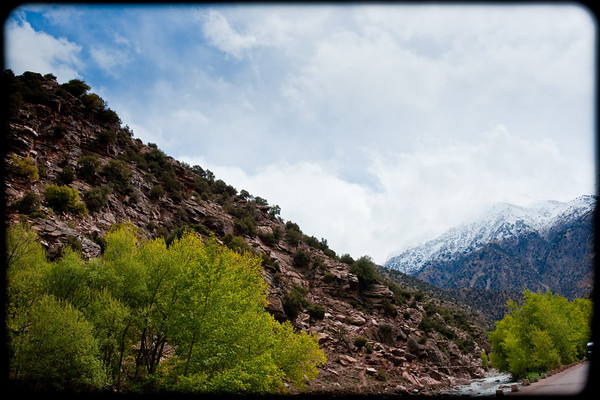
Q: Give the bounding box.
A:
[384,195,596,300]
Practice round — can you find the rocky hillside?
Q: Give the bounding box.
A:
[378,267,521,322]
[3,70,492,395]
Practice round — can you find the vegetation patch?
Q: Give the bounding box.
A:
[6,224,326,393]
[44,184,87,215]
[489,290,592,379]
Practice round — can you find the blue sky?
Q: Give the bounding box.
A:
[4,3,597,263]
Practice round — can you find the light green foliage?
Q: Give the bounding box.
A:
[6,224,326,393]
[44,184,86,214]
[10,295,108,390]
[480,350,489,371]
[6,223,49,322]
[10,153,39,181]
[44,248,93,308]
[489,290,592,378]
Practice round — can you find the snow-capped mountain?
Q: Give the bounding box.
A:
[384,195,596,277]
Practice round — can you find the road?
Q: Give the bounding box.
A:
[510,362,591,396]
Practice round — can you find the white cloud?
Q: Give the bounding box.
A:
[182,124,594,264]
[202,10,258,59]
[4,18,83,82]
[5,4,594,264]
[90,46,131,75]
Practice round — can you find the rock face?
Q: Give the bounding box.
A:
[4,71,490,394]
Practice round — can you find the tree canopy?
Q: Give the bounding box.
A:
[488,289,592,378]
[6,223,326,393]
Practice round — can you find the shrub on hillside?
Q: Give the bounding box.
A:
[96,129,117,146]
[282,286,309,321]
[340,253,355,265]
[350,256,379,289]
[13,191,41,215]
[234,216,257,237]
[211,179,237,198]
[143,147,167,172]
[48,124,67,139]
[354,337,367,348]
[84,185,112,213]
[381,299,397,317]
[378,323,396,345]
[58,166,75,185]
[293,250,311,269]
[44,184,85,214]
[100,159,130,192]
[223,234,251,253]
[61,78,90,97]
[148,184,165,201]
[10,154,39,182]
[307,303,325,320]
[258,228,282,246]
[285,222,303,246]
[77,156,100,183]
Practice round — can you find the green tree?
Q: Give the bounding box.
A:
[62,78,90,97]
[489,290,592,378]
[10,295,108,390]
[480,350,489,371]
[43,248,92,309]
[83,286,131,379]
[6,224,48,321]
[350,256,378,289]
[530,327,561,372]
[163,233,325,393]
[6,224,326,393]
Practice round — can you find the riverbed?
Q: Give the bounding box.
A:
[436,371,515,397]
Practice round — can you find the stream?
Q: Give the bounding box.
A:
[437,371,516,397]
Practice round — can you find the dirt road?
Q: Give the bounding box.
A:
[510,362,591,396]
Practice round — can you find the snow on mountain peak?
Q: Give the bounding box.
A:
[384,195,596,275]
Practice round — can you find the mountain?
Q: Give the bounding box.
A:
[3,71,492,394]
[377,266,522,322]
[385,196,596,301]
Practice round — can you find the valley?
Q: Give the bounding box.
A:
[3,70,595,394]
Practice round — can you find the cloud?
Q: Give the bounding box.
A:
[68,5,593,179]
[89,46,131,75]
[4,18,83,82]
[182,124,594,264]
[5,4,593,264]
[202,10,258,59]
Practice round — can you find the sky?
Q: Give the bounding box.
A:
[3,3,597,264]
